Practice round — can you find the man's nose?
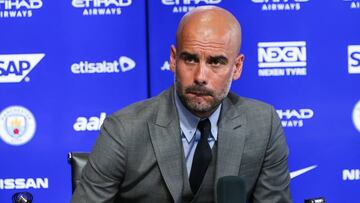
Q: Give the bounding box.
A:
[194,62,208,85]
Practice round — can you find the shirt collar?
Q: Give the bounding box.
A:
[174,90,221,143]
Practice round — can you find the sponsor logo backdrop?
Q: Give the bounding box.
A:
[1,0,359,202]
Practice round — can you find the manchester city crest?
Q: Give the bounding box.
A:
[0,106,36,146]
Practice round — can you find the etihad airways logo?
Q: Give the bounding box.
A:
[276,108,314,128]
[72,0,132,16]
[257,41,307,77]
[162,0,221,13]
[251,0,310,11]
[0,53,45,83]
[71,56,135,74]
[0,0,43,18]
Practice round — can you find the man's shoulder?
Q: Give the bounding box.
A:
[227,92,274,113]
[110,88,171,121]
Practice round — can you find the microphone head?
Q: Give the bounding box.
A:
[12,192,33,203]
[217,176,246,203]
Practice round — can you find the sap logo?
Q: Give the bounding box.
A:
[0,54,45,83]
[72,0,132,16]
[162,0,221,13]
[73,112,106,131]
[251,0,309,11]
[0,0,43,18]
[348,45,360,74]
[257,41,307,77]
[0,178,48,190]
[71,56,135,74]
[343,169,360,181]
[276,109,314,128]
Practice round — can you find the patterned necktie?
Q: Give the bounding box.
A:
[189,118,212,194]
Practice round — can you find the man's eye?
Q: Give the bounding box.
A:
[208,58,227,66]
[184,56,198,63]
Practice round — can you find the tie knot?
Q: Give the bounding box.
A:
[197,118,211,138]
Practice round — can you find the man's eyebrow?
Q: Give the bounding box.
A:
[208,55,228,63]
[179,51,198,59]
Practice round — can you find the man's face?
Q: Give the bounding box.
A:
[170,26,244,117]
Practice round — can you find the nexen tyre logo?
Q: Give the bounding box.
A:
[0,178,48,189]
[72,0,132,16]
[162,0,221,13]
[348,45,360,74]
[276,108,314,128]
[0,0,43,18]
[252,0,309,11]
[71,56,135,74]
[0,53,45,83]
[257,41,307,77]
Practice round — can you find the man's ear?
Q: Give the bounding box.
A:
[170,45,176,72]
[232,54,244,80]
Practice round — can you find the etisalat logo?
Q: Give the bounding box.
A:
[257,41,307,77]
[71,56,136,74]
[251,0,310,11]
[0,53,45,83]
[162,0,221,13]
[72,0,132,16]
[276,108,314,128]
[343,0,360,9]
[0,0,43,18]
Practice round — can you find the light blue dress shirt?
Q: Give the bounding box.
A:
[174,91,221,175]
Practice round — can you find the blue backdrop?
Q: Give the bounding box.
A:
[1,0,359,202]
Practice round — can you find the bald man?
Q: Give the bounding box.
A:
[71,6,292,203]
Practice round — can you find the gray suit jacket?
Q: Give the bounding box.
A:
[71,86,291,203]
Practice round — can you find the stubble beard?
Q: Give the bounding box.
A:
[175,77,232,117]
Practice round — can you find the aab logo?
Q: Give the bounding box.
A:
[343,0,360,9]
[258,41,307,77]
[0,53,45,83]
[0,0,43,18]
[276,108,314,127]
[72,0,132,16]
[0,106,36,146]
[73,112,106,131]
[71,56,136,74]
[251,0,309,11]
[348,45,360,74]
[162,0,221,13]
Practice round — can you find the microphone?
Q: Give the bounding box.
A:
[217,176,246,203]
[12,192,33,203]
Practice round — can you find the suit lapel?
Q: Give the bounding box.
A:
[216,96,248,181]
[148,88,183,202]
